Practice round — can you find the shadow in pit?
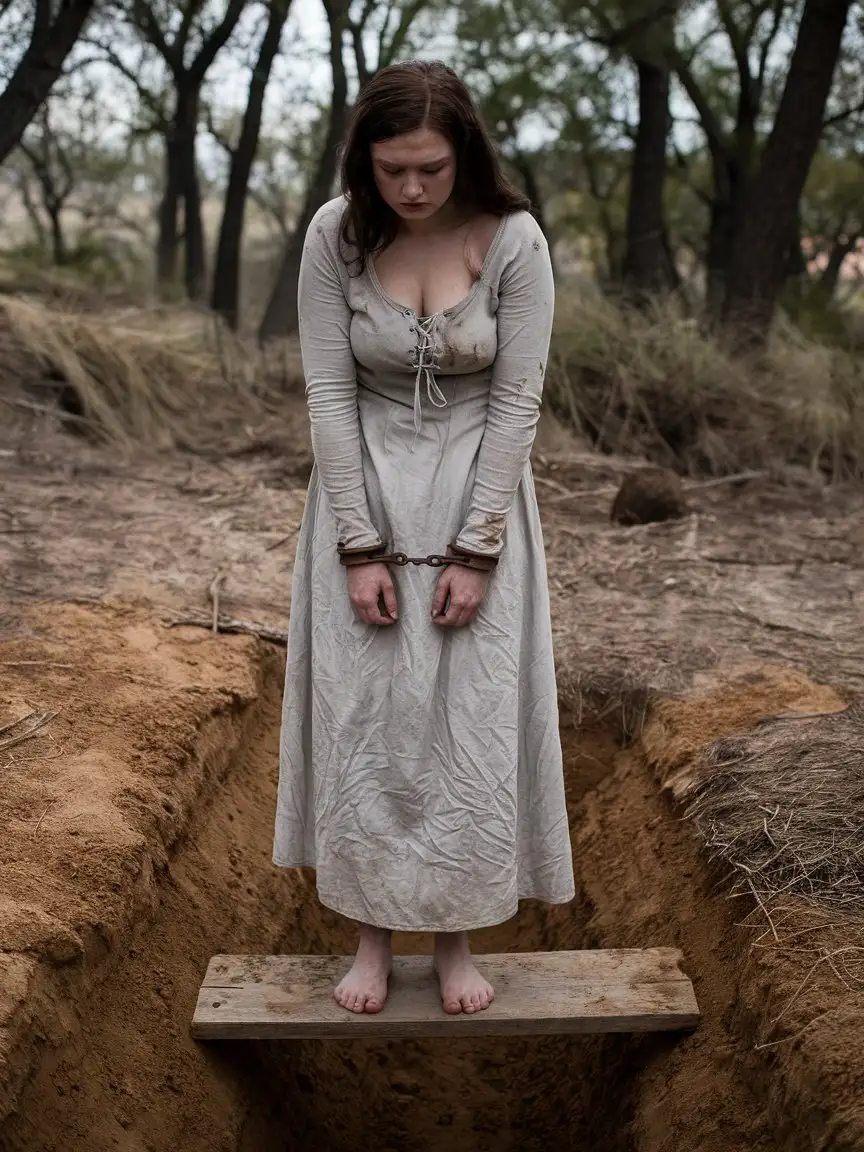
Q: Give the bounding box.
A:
[242,717,658,1152]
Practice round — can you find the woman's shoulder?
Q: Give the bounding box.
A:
[484,209,549,278]
[305,195,350,250]
[499,209,548,253]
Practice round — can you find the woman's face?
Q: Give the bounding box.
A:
[371,128,456,223]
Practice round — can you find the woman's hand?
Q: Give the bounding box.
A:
[431,565,491,628]
[346,562,398,626]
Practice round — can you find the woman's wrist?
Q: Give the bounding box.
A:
[446,541,499,572]
[337,541,388,566]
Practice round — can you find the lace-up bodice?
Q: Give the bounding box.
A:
[410,313,449,446]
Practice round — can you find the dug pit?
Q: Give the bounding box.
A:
[0,599,799,1152]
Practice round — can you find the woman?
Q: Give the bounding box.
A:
[272,59,575,1017]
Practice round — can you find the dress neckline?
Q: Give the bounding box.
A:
[367,213,509,321]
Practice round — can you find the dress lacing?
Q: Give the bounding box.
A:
[410,313,448,450]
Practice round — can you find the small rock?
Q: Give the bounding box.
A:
[610,468,688,526]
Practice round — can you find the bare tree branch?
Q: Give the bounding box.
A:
[177,0,208,57]
[188,0,248,83]
[380,0,426,67]
[132,0,180,74]
[585,0,679,53]
[375,0,397,75]
[823,95,864,130]
[717,0,751,90]
[76,42,170,126]
[756,0,787,90]
[668,46,728,164]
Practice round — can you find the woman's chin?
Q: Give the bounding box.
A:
[394,203,437,219]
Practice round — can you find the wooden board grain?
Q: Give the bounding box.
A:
[191,948,700,1040]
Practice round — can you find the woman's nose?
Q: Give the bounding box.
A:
[403,171,423,199]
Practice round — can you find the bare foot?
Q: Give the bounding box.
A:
[334,924,392,1014]
[433,931,495,1015]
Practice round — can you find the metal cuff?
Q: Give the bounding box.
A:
[445,542,499,572]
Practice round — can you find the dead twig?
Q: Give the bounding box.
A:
[732,605,831,640]
[687,470,766,491]
[164,612,288,645]
[208,570,227,634]
[0,395,96,430]
[32,803,52,837]
[0,708,39,737]
[753,1010,831,1051]
[755,709,848,726]
[0,661,75,669]
[264,534,293,552]
[0,710,56,751]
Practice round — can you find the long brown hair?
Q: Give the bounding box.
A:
[339,60,529,272]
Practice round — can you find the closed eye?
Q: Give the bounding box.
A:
[378,164,447,176]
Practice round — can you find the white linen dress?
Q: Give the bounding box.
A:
[272,195,575,932]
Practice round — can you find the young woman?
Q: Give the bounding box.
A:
[272,59,574,1016]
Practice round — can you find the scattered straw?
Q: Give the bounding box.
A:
[683,703,864,915]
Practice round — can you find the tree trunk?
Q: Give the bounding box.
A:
[157,137,181,288]
[48,205,67,264]
[258,0,350,343]
[818,233,860,298]
[211,0,291,329]
[705,195,733,315]
[622,57,677,296]
[722,0,853,345]
[606,229,626,284]
[175,88,206,300]
[17,173,47,249]
[0,0,96,166]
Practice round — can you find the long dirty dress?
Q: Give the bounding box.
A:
[272,196,575,932]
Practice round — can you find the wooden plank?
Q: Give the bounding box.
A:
[191,948,700,1040]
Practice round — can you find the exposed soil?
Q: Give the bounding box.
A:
[1,391,863,1151]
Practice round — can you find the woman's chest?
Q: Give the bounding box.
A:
[348,282,499,378]
[372,237,479,318]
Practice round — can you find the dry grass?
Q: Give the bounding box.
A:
[682,704,864,918]
[2,263,864,479]
[0,291,304,450]
[547,287,864,480]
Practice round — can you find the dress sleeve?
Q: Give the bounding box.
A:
[453,214,555,557]
[298,205,384,552]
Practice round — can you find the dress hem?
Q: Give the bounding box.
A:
[271,855,575,933]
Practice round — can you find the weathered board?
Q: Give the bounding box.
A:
[191,948,700,1040]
